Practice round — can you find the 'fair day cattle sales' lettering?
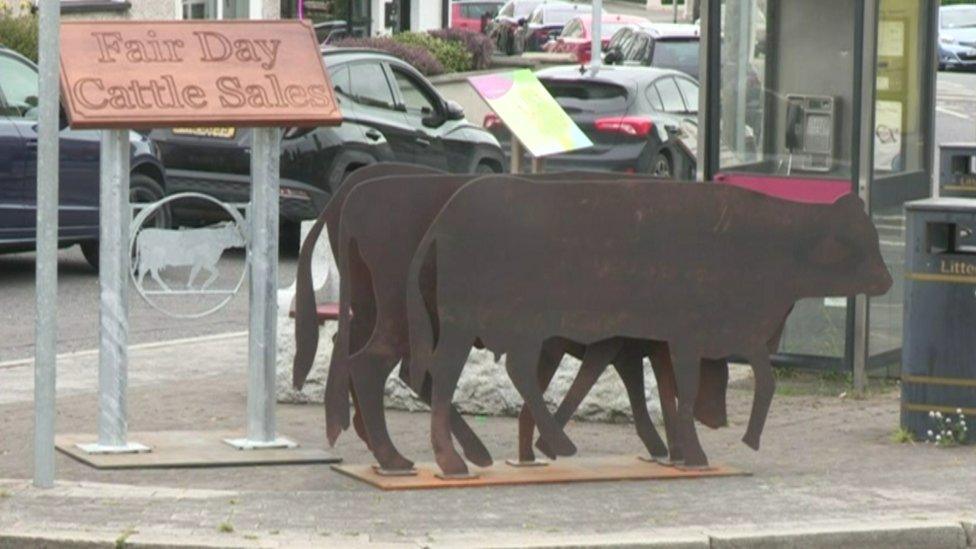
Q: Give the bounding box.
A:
[60,21,339,129]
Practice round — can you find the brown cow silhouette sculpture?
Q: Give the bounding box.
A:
[293,165,729,472]
[407,176,893,476]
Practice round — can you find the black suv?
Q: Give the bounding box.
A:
[149,48,505,228]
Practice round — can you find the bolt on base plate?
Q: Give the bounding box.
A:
[222,437,298,451]
[75,442,152,455]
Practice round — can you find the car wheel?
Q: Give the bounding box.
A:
[651,152,674,179]
[476,161,500,174]
[81,173,168,271]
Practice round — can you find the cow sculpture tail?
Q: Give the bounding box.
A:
[292,209,329,390]
[405,234,439,394]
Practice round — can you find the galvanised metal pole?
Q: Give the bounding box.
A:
[241,127,291,447]
[33,0,60,489]
[84,129,150,454]
[590,0,602,72]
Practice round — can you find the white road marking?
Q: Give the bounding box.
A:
[0,331,248,370]
[937,105,975,121]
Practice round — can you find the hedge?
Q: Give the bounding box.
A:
[0,6,38,63]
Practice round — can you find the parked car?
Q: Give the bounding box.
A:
[511,1,593,54]
[603,23,700,79]
[149,48,505,233]
[486,0,543,54]
[0,46,167,269]
[545,13,649,63]
[451,0,505,33]
[939,4,976,71]
[484,65,699,178]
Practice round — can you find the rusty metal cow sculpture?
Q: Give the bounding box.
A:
[407,176,893,476]
[293,165,728,473]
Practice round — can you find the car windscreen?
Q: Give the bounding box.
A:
[514,1,541,18]
[651,39,699,79]
[943,8,976,29]
[544,7,586,25]
[540,79,630,115]
[600,22,633,39]
[462,2,501,18]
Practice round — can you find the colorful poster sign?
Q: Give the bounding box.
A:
[469,69,592,158]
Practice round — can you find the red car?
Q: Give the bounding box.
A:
[451,0,506,32]
[545,14,648,63]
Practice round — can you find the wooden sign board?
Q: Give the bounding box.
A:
[59,20,340,129]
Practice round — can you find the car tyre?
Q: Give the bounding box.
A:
[651,151,674,179]
[81,173,168,271]
[476,161,500,174]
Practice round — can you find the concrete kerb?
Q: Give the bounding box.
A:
[707,520,970,549]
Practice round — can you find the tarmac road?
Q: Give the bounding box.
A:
[1,71,975,362]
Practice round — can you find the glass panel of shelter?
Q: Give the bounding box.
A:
[716,0,861,364]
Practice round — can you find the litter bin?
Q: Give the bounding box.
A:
[939,144,976,198]
[902,198,976,441]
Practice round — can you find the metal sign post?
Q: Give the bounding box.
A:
[225,127,296,450]
[33,0,60,489]
[77,130,149,455]
[591,0,602,73]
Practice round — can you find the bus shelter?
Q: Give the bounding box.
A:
[697,0,937,380]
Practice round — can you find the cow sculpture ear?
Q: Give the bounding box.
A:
[807,234,853,266]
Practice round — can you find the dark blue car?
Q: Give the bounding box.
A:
[0,46,167,269]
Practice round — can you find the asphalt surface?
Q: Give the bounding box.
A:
[1,71,974,363]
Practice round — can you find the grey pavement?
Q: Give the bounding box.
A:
[1,334,976,547]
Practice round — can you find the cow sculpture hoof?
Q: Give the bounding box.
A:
[637,454,673,466]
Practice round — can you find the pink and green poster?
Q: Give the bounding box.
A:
[469,69,592,158]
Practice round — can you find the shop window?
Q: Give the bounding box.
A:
[181,0,250,19]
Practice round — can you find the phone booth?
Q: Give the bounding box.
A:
[698,0,938,376]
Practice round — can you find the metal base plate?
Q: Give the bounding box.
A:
[505,458,550,467]
[75,442,152,455]
[55,431,340,470]
[333,455,747,490]
[637,455,676,466]
[222,437,299,450]
[372,465,419,477]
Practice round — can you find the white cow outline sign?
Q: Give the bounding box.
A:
[129,192,249,319]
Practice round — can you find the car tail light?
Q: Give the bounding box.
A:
[594,116,654,137]
[578,42,591,63]
[483,112,504,130]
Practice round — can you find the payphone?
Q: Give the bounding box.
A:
[784,94,838,174]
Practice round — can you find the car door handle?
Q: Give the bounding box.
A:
[415,137,432,147]
[365,129,382,140]
[25,138,38,150]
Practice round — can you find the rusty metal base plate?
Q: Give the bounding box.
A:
[55,431,340,470]
[332,455,747,490]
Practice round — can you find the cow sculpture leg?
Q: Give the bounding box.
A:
[669,345,709,468]
[742,350,775,451]
[613,345,669,460]
[504,344,577,459]
[533,340,623,459]
[514,344,563,464]
[649,344,682,463]
[428,327,482,477]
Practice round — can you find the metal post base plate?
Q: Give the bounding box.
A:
[222,437,298,451]
[372,465,418,477]
[637,455,676,466]
[75,442,152,455]
[505,458,550,467]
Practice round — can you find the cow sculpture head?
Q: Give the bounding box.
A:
[794,194,893,299]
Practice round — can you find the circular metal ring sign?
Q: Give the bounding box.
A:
[129,192,249,319]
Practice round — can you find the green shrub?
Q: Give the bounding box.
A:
[394,32,473,74]
[0,6,38,63]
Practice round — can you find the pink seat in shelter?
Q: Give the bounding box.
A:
[714,172,852,204]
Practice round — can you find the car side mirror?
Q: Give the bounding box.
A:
[445,100,465,121]
[517,17,527,26]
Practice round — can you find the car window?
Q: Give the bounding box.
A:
[499,1,513,16]
[462,3,498,18]
[608,27,632,50]
[514,1,539,18]
[546,7,583,25]
[391,68,437,114]
[625,34,650,63]
[645,84,663,111]
[561,19,583,38]
[651,39,699,78]
[348,62,396,110]
[328,64,351,95]
[0,54,39,119]
[529,6,543,23]
[655,77,686,113]
[675,77,699,113]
